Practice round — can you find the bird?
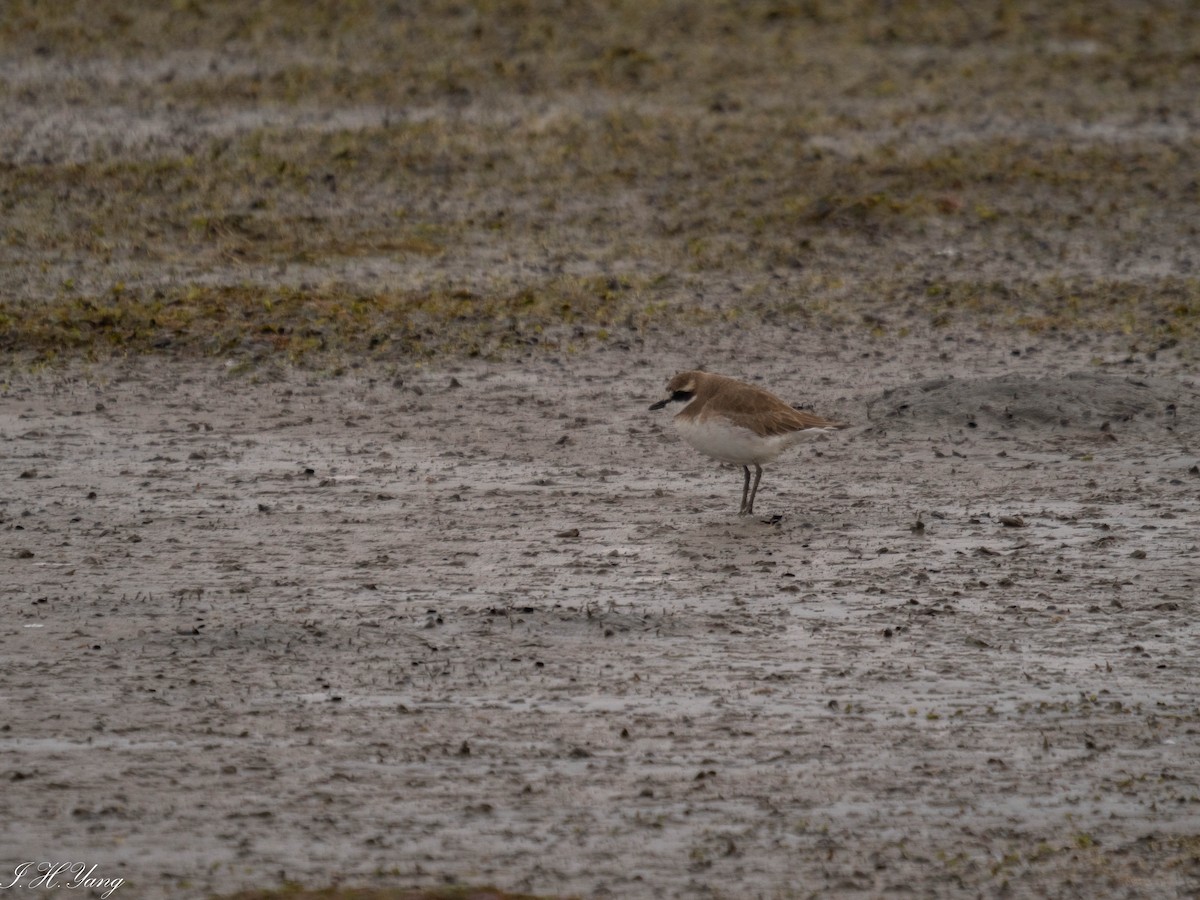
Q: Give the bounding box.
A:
[649,370,849,515]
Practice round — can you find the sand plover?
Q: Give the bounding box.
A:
[649,370,849,515]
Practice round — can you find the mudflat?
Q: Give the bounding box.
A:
[2,3,1199,898]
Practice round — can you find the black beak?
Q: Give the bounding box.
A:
[650,389,694,411]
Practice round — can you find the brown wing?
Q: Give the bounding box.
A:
[724,403,848,437]
[707,378,848,436]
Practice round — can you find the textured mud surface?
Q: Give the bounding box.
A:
[4,331,1200,899]
[3,3,1200,899]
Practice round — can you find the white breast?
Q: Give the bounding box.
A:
[676,417,819,465]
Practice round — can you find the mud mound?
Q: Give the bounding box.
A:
[865,373,1200,438]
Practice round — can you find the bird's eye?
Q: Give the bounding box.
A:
[671,390,694,402]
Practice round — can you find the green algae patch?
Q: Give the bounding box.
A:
[3,1,1200,366]
[0,276,713,363]
[3,274,1198,365]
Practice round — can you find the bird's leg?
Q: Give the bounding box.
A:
[745,464,764,515]
[738,465,751,515]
